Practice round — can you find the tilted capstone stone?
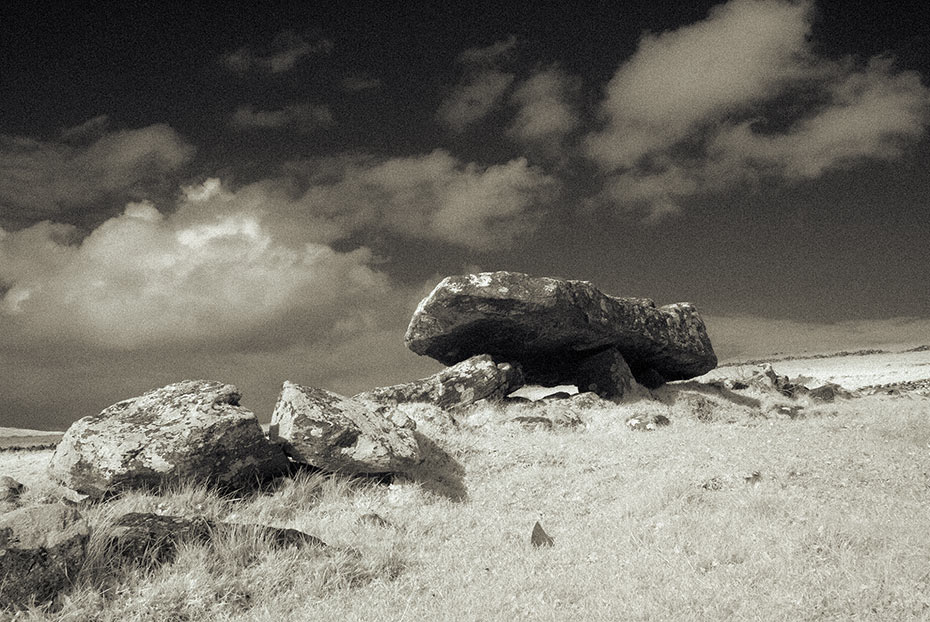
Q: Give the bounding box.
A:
[271,381,421,474]
[404,271,717,393]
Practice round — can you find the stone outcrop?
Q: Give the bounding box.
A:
[0,504,89,610]
[49,380,289,499]
[356,354,524,408]
[405,272,716,391]
[102,512,326,568]
[271,382,421,474]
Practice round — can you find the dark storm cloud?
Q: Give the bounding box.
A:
[220,30,333,74]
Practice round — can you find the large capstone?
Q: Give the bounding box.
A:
[49,380,290,499]
[271,382,421,475]
[405,272,717,385]
[355,354,524,408]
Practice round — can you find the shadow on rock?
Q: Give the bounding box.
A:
[402,432,467,502]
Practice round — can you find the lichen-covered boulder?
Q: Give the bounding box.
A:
[405,271,716,384]
[0,504,89,610]
[49,380,289,499]
[271,382,421,474]
[356,354,524,408]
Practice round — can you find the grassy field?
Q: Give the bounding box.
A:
[5,379,930,621]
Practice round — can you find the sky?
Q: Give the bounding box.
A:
[2,0,929,429]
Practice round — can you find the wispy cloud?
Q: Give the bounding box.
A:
[231,103,334,132]
[437,36,521,132]
[221,30,332,74]
[0,122,194,223]
[341,74,381,92]
[457,35,518,66]
[508,67,579,149]
[584,0,930,217]
[437,69,515,132]
[59,114,111,142]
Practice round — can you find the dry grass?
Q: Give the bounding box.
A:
[9,387,930,621]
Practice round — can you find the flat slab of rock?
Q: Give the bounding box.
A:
[103,512,326,568]
[49,380,289,499]
[0,504,89,610]
[356,354,523,408]
[272,382,421,474]
[405,272,716,383]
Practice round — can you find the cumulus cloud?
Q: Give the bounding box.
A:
[0,196,390,351]
[508,67,579,148]
[585,0,930,217]
[231,103,334,132]
[0,123,194,222]
[221,30,332,74]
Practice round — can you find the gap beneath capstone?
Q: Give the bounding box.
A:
[508,384,579,401]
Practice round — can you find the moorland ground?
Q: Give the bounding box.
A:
[2,351,930,621]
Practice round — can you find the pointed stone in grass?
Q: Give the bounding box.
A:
[531,521,554,547]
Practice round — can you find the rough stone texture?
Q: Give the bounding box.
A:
[573,347,638,399]
[49,380,289,499]
[0,477,24,504]
[808,383,852,402]
[747,364,807,398]
[356,354,524,409]
[405,272,716,384]
[102,512,326,568]
[626,412,671,431]
[271,382,421,474]
[0,504,89,610]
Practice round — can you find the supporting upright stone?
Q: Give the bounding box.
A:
[572,347,638,399]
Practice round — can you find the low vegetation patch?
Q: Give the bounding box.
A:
[9,390,930,621]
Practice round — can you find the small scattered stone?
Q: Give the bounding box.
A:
[626,413,670,431]
[531,521,554,547]
[359,513,392,528]
[0,476,25,504]
[744,471,762,485]
[513,416,554,430]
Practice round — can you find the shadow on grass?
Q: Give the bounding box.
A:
[403,432,468,502]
